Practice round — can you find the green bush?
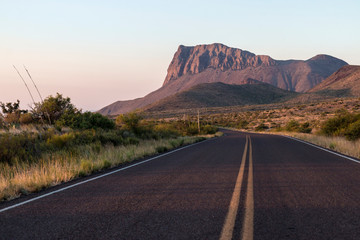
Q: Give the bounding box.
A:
[153,123,180,138]
[186,123,197,135]
[298,122,312,133]
[0,133,41,164]
[32,93,76,124]
[46,133,75,149]
[321,112,360,136]
[96,130,124,146]
[116,112,142,133]
[255,123,269,131]
[57,112,115,130]
[321,112,360,140]
[285,120,312,133]
[202,124,217,134]
[344,120,360,141]
[156,146,168,153]
[285,120,300,132]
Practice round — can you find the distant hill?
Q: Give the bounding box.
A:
[98,43,347,115]
[308,65,360,97]
[144,80,299,112]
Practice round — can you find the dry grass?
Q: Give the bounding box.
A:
[275,132,360,159]
[0,136,207,201]
[225,126,360,160]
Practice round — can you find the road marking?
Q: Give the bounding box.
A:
[242,136,254,240]
[0,139,211,214]
[220,135,249,240]
[284,135,360,164]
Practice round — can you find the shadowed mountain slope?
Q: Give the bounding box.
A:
[144,80,299,112]
[308,65,360,97]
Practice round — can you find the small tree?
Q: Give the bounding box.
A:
[0,100,27,124]
[116,112,142,132]
[32,93,77,124]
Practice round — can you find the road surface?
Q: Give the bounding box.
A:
[1,130,360,239]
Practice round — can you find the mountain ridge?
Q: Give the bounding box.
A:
[308,65,360,96]
[98,43,348,115]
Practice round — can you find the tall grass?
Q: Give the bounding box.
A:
[0,136,205,201]
[278,132,360,159]
[226,127,360,160]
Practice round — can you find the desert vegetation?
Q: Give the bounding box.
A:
[146,97,360,159]
[0,94,219,201]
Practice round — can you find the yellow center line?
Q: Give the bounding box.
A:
[242,136,254,240]
[220,135,249,240]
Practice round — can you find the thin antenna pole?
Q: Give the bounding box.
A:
[13,65,36,106]
[22,65,51,125]
[23,65,43,102]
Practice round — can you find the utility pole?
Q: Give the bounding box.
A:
[197,109,200,133]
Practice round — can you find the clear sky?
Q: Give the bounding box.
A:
[1,0,359,111]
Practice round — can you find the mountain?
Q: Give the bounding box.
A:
[98,43,347,115]
[163,44,347,92]
[308,65,360,97]
[144,80,299,112]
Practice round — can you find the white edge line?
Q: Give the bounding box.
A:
[0,138,211,213]
[283,135,360,164]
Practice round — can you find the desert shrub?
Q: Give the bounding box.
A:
[255,123,269,131]
[116,112,142,133]
[153,123,180,138]
[83,112,115,130]
[169,138,184,148]
[123,137,140,145]
[156,146,168,153]
[237,119,249,129]
[344,120,360,141]
[57,111,115,130]
[201,124,217,134]
[298,122,312,133]
[95,130,124,146]
[0,133,41,164]
[285,120,300,132]
[0,116,5,129]
[285,120,312,133]
[19,113,33,124]
[186,123,200,135]
[4,112,20,124]
[73,129,96,145]
[321,112,360,138]
[46,133,76,149]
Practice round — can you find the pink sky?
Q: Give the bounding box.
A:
[1,0,359,112]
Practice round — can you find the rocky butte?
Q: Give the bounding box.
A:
[98,43,348,115]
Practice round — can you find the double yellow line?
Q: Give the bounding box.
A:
[220,135,254,240]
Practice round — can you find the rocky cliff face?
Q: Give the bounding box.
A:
[163,43,277,86]
[162,43,347,93]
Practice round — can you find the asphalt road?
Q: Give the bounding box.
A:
[1,130,360,240]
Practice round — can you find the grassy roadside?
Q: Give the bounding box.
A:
[222,127,360,160]
[0,135,214,202]
[269,131,360,159]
